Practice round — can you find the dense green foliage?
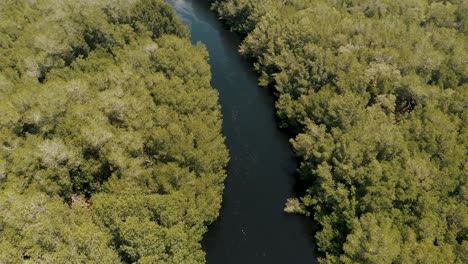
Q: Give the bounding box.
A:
[0,0,228,263]
[212,0,467,263]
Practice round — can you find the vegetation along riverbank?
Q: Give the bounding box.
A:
[211,0,467,263]
[0,0,228,262]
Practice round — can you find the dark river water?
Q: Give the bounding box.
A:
[165,1,318,263]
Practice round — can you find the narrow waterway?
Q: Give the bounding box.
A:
[165,1,318,263]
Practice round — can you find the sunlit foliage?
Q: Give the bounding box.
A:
[212,0,467,263]
[0,0,228,262]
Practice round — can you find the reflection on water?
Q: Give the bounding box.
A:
[171,0,211,29]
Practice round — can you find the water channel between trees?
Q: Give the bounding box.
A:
[165,1,318,263]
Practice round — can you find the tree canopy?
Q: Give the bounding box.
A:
[212,0,467,263]
[0,0,228,263]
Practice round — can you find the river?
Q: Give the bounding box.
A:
[165,1,318,263]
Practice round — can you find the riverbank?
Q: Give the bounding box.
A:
[165,0,318,263]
